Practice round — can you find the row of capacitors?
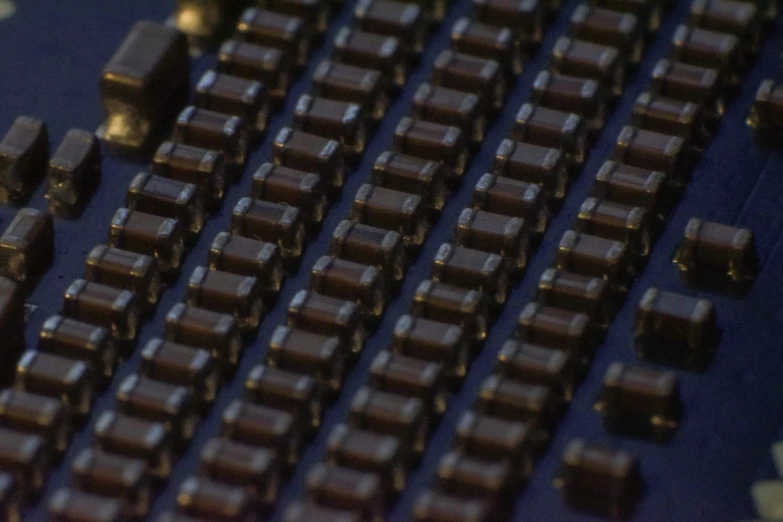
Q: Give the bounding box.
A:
[0,0,351,520]
[412,0,763,519]
[170,0,555,518]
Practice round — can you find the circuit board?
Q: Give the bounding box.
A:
[0,0,782,520]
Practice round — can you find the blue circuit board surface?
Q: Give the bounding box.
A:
[2,0,783,520]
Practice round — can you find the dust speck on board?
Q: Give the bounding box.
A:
[0,1,15,21]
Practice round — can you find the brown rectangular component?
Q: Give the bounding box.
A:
[173,106,249,168]
[473,0,543,47]
[221,399,299,466]
[412,84,485,143]
[0,116,48,201]
[351,184,428,248]
[164,303,243,366]
[432,243,509,305]
[473,173,548,235]
[477,374,561,428]
[494,139,567,201]
[311,255,386,319]
[349,386,429,453]
[217,40,292,101]
[284,501,362,522]
[273,127,345,193]
[293,95,366,155]
[513,104,587,167]
[186,267,264,331]
[231,197,306,262]
[261,0,330,32]
[329,220,406,285]
[370,351,447,415]
[0,389,69,456]
[414,491,493,522]
[236,8,311,66]
[450,17,522,78]
[334,28,407,86]
[39,315,117,383]
[371,151,447,214]
[690,0,759,52]
[47,129,101,207]
[436,451,513,501]
[62,279,140,341]
[47,489,123,522]
[151,141,227,202]
[432,50,506,110]
[0,277,23,363]
[497,340,577,400]
[537,268,612,326]
[286,290,365,355]
[411,279,489,341]
[614,126,687,181]
[200,438,279,507]
[392,314,469,380]
[354,0,426,53]
[15,350,92,419]
[630,92,704,142]
[312,60,389,120]
[531,71,606,131]
[245,365,321,430]
[516,303,593,357]
[670,24,740,81]
[650,59,722,116]
[551,37,624,96]
[140,338,218,407]
[575,197,652,257]
[393,117,468,178]
[84,245,162,307]
[591,161,668,218]
[0,207,54,283]
[115,374,197,442]
[0,427,46,497]
[454,208,529,271]
[306,464,384,522]
[570,5,644,64]
[71,449,150,518]
[126,172,205,236]
[177,476,253,522]
[750,79,783,131]
[556,231,629,291]
[93,411,172,479]
[195,70,269,134]
[594,0,661,30]
[108,208,185,274]
[208,232,285,303]
[251,163,327,227]
[267,325,346,393]
[454,411,535,477]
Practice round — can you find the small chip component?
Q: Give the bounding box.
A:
[237,8,311,66]
[412,84,485,143]
[195,71,269,135]
[497,340,577,400]
[267,326,346,393]
[108,208,185,275]
[140,338,218,408]
[231,197,306,262]
[71,448,150,518]
[413,490,493,522]
[217,40,292,103]
[351,184,428,248]
[84,245,163,308]
[312,60,389,120]
[286,290,365,355]
[635,288,719,369]
[186,267,264,332]
[47,129,101,207]
[327,423,408,494]
[450,17,522,78]
[116,374,197,442]
[556,230,629,292]
[670,25,740,82]
[273,127,345,194]
[393,117,468,178]
[100,21,189,151]
[0,116,48,202]
[473,0,543,47]
[221,399,299,466]
[349,386,429,453]
[200,438,279,507]
[370,350,447,415]
[306,463,384,522]
[436,451,513,501]
[284,501,361,522]
[674,218,758,294]
[494,139,568,202]
[516,303,593,358]
[329,220,406,285]
[0,426,47,496]
[591,160,669,219]
[372,151,448,214]
[454,411,535,477]
[392,314,469,380]
[575,197,652,257]
[39,315,118,382]
[0,389,69,456]
[310,256,387,319]
[550,37,624,96]
[126,172,205,236]
[208,232,285,303]
[594,0,661,31]
[650,59,722,117]
[630,92,704,143]
[47,489,123,522]
[432,50,506,110]
[173,106,249,168]
[262,0,331,33]
[472,173,548,234]
[354,0,426,53]
[597,362,682,440]
[93,411,171,479]
[412,279,489,342]
[512,103,587,167]
[333,27,408,86]
[569,5,644,64]
[0,207,54,284]
[165,303,243,367]
[537,267,613,326]
[0,277,23,363]
[293,95,366,155]
[252,163,327,227]
[152,141,227,202]
[454,208,529,272]
[432,243,510,305]
[63,279,140,341]
[15,350,93,419]
[749,79,783,131]
[531,71,606,131]
[176,476,252,522]
[476,375,560,429]
[559,438,643,518]
[690,0,760,52]
[245,365,321,430]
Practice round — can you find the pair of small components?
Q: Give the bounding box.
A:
[0,117,101,207]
